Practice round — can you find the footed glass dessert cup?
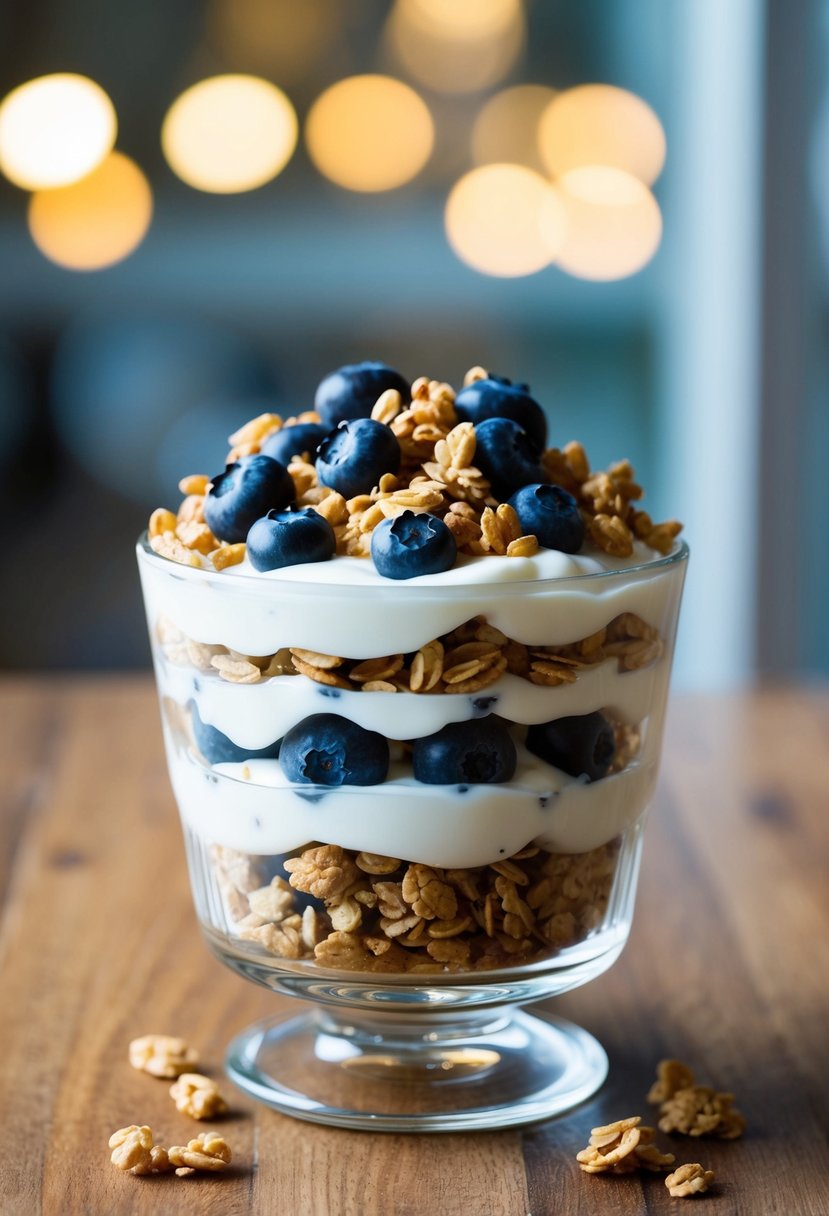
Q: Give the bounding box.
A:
[138,537,687,1131]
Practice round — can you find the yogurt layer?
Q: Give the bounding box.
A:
[168,734,659,867]
[138,539,685,659]
[161,656,669,749]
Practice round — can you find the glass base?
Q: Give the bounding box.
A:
[226,1006,607,1132]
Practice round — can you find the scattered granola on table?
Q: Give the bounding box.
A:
[647,1059,746,1139]
[575,1116,676,1176]
[665,1163,716,1197]
[169,1073,229,1120]
[128,1034,199,1079]
[109,1126,172,1176]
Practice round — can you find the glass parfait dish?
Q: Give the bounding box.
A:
[138,536,687,1132]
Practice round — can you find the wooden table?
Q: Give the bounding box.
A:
[2,678,828,1215]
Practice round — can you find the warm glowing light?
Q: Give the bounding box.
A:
[538,84,666,185]
[0,74,116,190]
[28,151,152,271]
[386,0,524,95]
[445,164,566,278]
[404,0,520,37]
[162,75,297,193]
[472,85,557,172]
[306,75,433,192]
[547,166,662,281]
[207,0,340,83]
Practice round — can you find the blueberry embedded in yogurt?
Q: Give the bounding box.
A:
[204,454,295,544]
[370,510,457,579]
[190,702,282,764]
[526,712,616,782]
[260,422,328,466]
[247,506,336,571]
[473,417,544,500]
[454,375,548,450]
[280,713,389,786]
[316,417,401,499]
[508,483,585,554]
[412,718,517,785]
[315,361,411,427]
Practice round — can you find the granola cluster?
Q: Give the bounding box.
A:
[128,1034,199,1079]
[109,1126,232,1178]
[156,611,662,693]
[574,1060,746,1198]
[212,838,621,974]
[576,1116,676,1175]
[148,366,682,572]
[648,1059,746,1140]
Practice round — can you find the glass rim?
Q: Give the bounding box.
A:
[137,532,688,591]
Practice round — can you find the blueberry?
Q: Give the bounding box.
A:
[371,510,456,579]
[260,422,328,466]
[474,417,544,500]
[189,702,282,765]
[247,506,336,571]
[454,376,547,450]
[525,712,615,782]
[413,717,516,785]
[316,418,401,499]
[315,361,411,427]
[508,483,585,554]
[204,454,294,544]
[280,713,389,786]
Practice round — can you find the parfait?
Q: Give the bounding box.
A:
[138,361,687,1129]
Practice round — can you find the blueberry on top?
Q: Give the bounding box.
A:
[508,483,585,554]
[189,701,282,765]
[473,416,544,500]
[454,375,547,450]
[315,361,410,427]
[279,713,389,786]
[412,717,517,785]
[204,453,294,544]
[316,417,401,499]
[371,510,457,580]
[525,712,615,782]
[247,506,336,571]
[260,422,328,466]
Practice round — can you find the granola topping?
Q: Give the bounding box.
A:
[146,369,681,573]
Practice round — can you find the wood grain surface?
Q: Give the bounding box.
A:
[1,677,828,1216]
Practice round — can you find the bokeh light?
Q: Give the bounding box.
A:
[162,75,297,193]
[403,0,520,37]
[386,0,524,95]
[538,84,666,185]
[27,151,152,271]
[445,164,566,278]
[0,74,116,190]
[472,85,557,172]
[207,0,341,83]
[306,75,433,192]
[548,166,662,281]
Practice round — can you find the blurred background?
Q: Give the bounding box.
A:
[0,0,824,688]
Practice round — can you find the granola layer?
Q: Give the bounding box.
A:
[211,838,623,974]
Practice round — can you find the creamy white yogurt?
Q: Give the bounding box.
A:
[167,733,658,866]
[138,540,685,659]
[159,656,669,748]
[140,537,686,867]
